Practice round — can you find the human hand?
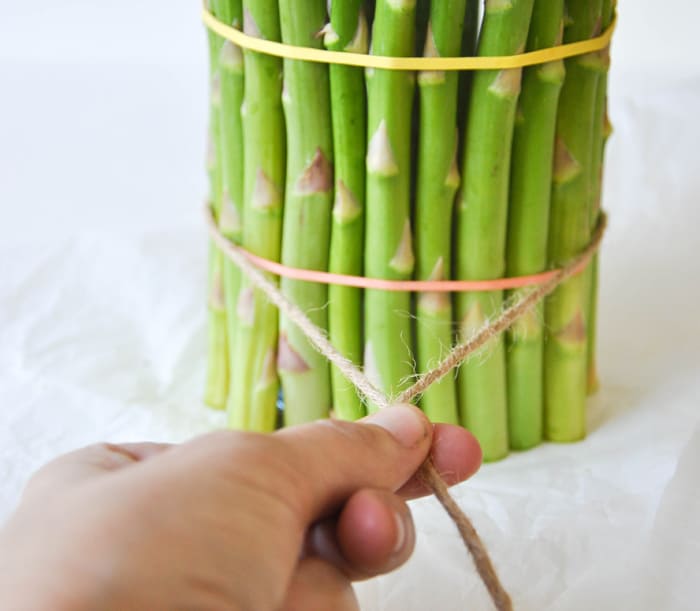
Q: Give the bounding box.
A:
[0,404,481,610]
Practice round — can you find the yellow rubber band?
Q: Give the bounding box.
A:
[202,7,616,71]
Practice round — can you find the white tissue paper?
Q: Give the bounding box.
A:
[1,3,698,609]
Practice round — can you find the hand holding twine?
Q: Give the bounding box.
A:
[205,205,607,611]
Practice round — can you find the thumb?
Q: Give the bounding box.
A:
[273,403,433,523]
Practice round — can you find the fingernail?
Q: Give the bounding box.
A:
[364,404,429,448]
[393,510,407,554]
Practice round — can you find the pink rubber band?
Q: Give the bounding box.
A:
[239,248,589,292]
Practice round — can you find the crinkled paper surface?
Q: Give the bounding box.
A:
[1,3,698,609]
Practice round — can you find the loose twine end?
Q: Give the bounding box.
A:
[419,459,513,611]
[205,205,607,611]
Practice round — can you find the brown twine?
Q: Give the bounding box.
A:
[396,214,607,407]
[205,206,607,611]
[418,458,513,611]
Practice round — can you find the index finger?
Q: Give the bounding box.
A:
[397,424,482,499]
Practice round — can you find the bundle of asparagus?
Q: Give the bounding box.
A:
[203,0,613,460]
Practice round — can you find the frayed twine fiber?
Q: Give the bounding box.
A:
[206,206,607,611]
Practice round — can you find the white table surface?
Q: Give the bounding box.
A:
[1,2,698,609]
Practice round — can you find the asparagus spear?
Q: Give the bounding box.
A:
[505,0,565,450]
[364,0,417,410]
[410,0,430,199]
[455,0,534,461]
[544,0,604,442]
[226,0,286,431]
[213,0,245,417]
[324,1,368,421]
[586,0,615,395]
[277,0,334,425]
[414,0,469,424]
[204,1,229,410]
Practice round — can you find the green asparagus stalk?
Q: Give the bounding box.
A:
[414,0,469,424]
[227,0,286,431]
[544,0,604,441]
[586,247,601,394]
[410,0,430,185]
[324,1,368,421]
[204,1,229,410]
[455,0,534,461]
[214,0,245,417]
[277,0,334,425]
[205,249,228,410]
[364,0,417,410]
[505,0,565,450]
[586,0,615,395]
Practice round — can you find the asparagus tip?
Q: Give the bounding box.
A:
[252,169,282,210]
[256,348,278,389]
[537,59,566,85]
[459,301,486,340]
[418,291,451,314]
[236,287,255,326]
[388,219,415,275]
[296,149,333,195]
[321,23,340,47]
[445,137,461,189]
[509,307,541,342]
[488,68,523,99]
[209,269,225,311]
[428,257,446,282]
[332,180,362,224]
[278,335,311,373]
[578,50,610,72]
[243,8,261,37]
[220,40,244,71]
[552,137,582,184]
[211,72,221,105]
[220,191,242,235]
[345,10,369,54]
[554,309,587,346]
[367,120,399,177]
[418,258,450,313]
[418,26,446,86]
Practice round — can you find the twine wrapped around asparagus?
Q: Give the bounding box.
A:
[202,3,615,608]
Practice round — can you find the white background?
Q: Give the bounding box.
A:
[1,2,699,610]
